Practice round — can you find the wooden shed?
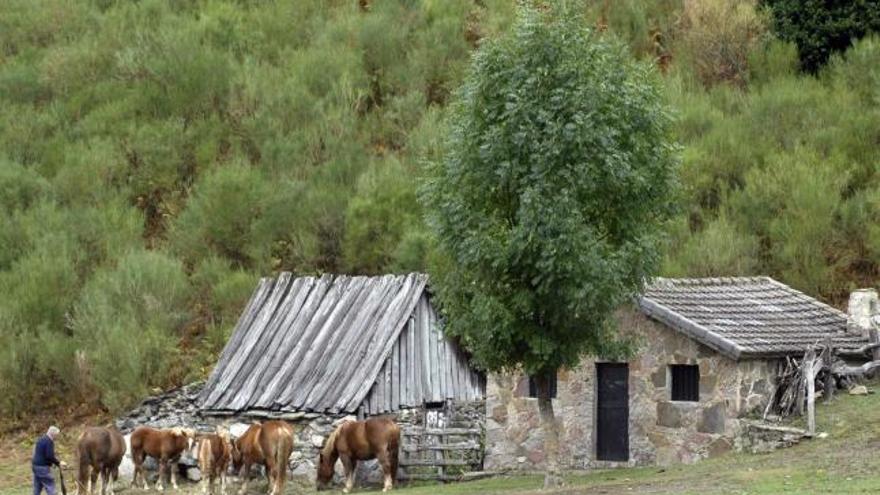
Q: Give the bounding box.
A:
[199,272,486,417]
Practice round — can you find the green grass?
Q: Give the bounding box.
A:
[4,384,880,495]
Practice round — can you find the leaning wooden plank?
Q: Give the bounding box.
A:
[320,275,401,412]
[427,297,440,402]
[210,274,293,408]
[255,275,333,408]
[247,276,318,407]
[804,348,816,435]
[336,274,428,411]
[313,276,402,410]
[391,335,401,411]
[284,276,363,408]
[317,276,401,411]
[200,277,273,407]
[231,276,308,410]
[269,274,346,407]
[400,318,411,407]
[294,277,376,410]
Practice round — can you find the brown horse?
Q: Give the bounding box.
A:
[196,429,233,495]
[130,426,195,491]
[75,426,126,495]
[316,417,400,493]
[231,421,294,495]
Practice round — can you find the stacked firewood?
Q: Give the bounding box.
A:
[764,337,880,433]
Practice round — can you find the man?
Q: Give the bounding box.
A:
[32,426,67,495]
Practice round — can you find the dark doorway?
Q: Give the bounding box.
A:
[596,363,629,461]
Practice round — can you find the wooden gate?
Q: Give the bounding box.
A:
[399,427,483,481]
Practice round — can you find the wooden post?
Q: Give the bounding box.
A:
[805,348,816,436]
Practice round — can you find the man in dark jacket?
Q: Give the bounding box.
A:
[32,426,67,495]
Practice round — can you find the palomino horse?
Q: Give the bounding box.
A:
[316,417,400,493]
[75,426,126,495]
[232,420,294,495]
[130,426,195,491]
[196,429,233,495]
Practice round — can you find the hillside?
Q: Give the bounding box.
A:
[2,380,880,494]
[1,0,880,420]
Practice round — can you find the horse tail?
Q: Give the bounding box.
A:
[275,425,294,487]
[388,423,400,480]
[76,436,90,494]
[198,438,213,476]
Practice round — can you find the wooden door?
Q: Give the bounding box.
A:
[596,363,629,461]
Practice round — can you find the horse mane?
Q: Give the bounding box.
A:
[321,422,349,457]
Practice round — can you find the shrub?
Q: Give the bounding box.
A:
[677,0,768,88]
[170,164,269,268]
[72,250,191,411]
[761,0,880,73]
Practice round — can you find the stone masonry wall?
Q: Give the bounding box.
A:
[116,384,484,487]
[485,307,778,471]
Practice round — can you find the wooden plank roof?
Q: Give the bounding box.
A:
[640,277,868,359]
[199,273,430,414]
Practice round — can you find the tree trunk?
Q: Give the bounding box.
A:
[535,371,563,489]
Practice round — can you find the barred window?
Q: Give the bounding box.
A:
[670,365,699,402]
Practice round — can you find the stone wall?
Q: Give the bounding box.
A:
[116,384,484,487]
[485,307,778,471]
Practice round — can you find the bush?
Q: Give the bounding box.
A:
[761,0,880,73]
[72,250,191,411]
[677,0,768,88]
[170,164,269,268]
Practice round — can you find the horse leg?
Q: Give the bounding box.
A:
[379,451,393,492]
[90,468,99,495]
[100,468,109,495]
[237,464,249,495]
[220,469,227,495]
[341,456,355,494]
[156,459,166,491]
[170,458,179,491]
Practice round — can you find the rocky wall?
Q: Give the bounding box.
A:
[485,307,778,471]
[115,384,484,488]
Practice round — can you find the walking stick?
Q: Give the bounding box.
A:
[56,464,68,495]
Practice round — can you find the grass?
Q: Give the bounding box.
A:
[3,383,880,495]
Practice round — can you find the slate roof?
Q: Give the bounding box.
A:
[639,276,868,359]
[199,272,484,415]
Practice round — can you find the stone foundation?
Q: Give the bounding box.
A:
[116,383,484,487]
[485,307,778,471]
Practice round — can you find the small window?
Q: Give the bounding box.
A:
[528,372,558,399]
[670,365,699,402]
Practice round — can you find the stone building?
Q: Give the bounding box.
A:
[485,277,872,470]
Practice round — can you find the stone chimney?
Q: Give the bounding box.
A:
[847,288,879,339]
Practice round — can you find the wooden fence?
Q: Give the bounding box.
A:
[398,427,483,481]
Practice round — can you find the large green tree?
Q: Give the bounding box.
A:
[421,4,678,485]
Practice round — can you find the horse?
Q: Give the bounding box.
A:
[231,420,294,495]
[316,417,400,493]
[196,429,234,495]
[75,426,126,495]
[130,426,195,491]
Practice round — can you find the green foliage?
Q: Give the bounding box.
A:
[422,5,678,375]
[72,250,191,410]
[664,34,880,300]
[761,0,880,73]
